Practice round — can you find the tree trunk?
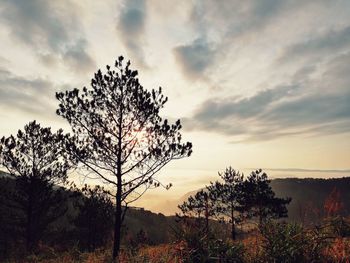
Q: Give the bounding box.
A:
[231,207,236,240]
[112,175,122,261]
[26,203,33,253]
[113,91,124,261]
[231,221,236,240]
[26,179,34,253]
[205,200,209,234]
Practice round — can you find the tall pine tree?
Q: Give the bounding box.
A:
[56,56,192,259]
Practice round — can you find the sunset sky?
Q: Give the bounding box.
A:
[0,0,349,214]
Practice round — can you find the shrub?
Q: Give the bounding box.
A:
[259,221,327,263]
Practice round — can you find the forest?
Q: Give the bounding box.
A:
[0,58,349,262]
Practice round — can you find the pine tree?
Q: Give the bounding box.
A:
[0,121,72,253]
[240,169,291,224]
[56,56,192,259]
[207,167,244,240]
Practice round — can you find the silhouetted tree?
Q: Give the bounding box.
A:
[0,177,14,259]
[240,169,291,224]
[56,56,192,259]
[178,189,218,234]
[207,167,244,240]
[74,185,114,251]
[0,121,71,253]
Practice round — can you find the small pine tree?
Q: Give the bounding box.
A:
[0,121,72,253]
[74,185,114,251]
[207,167,244,240]
[178,189,218,234]
[240,169,291,224]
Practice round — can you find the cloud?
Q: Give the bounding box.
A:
[0,68,58,115]
[189,0,287,37]
[0,0,95,72]
[173,38,216,80]
[279,26,350,63]
[185,52,350,141]
[117,0,147,67]
[172,0,347,84]
[172,0,295,81]
[63,39,96,73]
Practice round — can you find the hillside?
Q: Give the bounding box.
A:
[271,177,350,223]
[1,173,350,243]
[154,176,350,220]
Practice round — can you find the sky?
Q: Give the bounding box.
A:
[0,0,349,214]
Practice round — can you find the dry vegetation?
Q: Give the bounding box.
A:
[16,232,350,263]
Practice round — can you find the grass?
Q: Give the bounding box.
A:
[12,236,349,263]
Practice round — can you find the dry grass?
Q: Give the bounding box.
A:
[8,234,350,262]
[323,237,350,262]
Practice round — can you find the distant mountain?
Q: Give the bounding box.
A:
[271,177,350,223]
[149,190,198,216]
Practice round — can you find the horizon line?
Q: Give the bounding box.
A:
[248,168,350,173]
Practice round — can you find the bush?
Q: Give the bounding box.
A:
[259,221,327,263]
[173,218,245,262]
[324,216,350,237]
[208,239,245,263]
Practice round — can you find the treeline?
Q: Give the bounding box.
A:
[0,56,192,261]
[177,167,291,240]
[0,170,114,259]
[1,163,350,262]
[173,169,350,262]
[0,172,176,260]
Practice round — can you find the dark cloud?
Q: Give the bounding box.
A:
[173,38,216,80]
[117,0,147,67]
[0,0,95,72]
[185,53,350,141]
[0,68,57,115]
[262,92,350,128]
[195,85,298,121]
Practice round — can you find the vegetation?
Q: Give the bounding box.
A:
[56,56,192,259]
[0,173,350,262]
[178,168,291,241]
[0,121,72,254]
[74,185,114,252]
[239,169,291,224]
[208,167,244,241]
[271,177,350,224]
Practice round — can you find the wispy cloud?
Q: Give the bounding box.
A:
[172,0,295,81]
[117,0,148,68]
[0,68,58,115]
[279,26,350,64]
[185,52,350,141]
[0,0,95,72]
